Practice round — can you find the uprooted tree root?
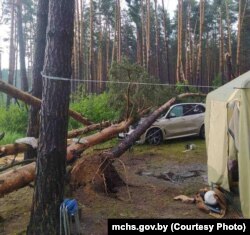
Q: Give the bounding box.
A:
[70,154,126,195]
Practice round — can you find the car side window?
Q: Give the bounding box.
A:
[194,105,205,113]
[183,104,205,116]
[168,105,184,118]
[183,104,195,116]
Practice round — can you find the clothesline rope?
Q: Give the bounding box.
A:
[41,72,218,89]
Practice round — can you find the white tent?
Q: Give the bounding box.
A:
[205,71,250,218]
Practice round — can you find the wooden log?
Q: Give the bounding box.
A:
[0,143,31,158]
[68,121,111,138]
[0,121,112,158]
[0,162,36,197]
[0,80,92,125]
[66,118,133,161]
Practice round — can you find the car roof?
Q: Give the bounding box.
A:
[171,103,205,107]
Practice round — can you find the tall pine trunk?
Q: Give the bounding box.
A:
[25,0,49,160]
[27,0,74,234]
[196,0,205,87]
[154,0,160,80]
[219,8,225,84]
[17,0,29,92]
[7,0,15,107]
[146,0,151,72]
[162,0,170,83]
[89,0,94,93]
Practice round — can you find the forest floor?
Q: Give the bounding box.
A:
[0,137,241,235]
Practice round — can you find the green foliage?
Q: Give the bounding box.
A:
[108,59,175,120]
[69,92,120,129]
[175,80,197,94]
[0,103,28,144]
[212,74,222,87]
[0,104,28,134]
[0,132,24,145]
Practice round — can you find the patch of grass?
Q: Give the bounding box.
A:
[0,132,24,145]
[133,138,206,164]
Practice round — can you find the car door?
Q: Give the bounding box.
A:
[182,104,205,135]
[160,104,187,138]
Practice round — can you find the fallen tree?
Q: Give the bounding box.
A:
[0,121,112,158]
[0,143,32,158]
[67,121,111,138]
[0,80,92,126]
[0,93,205,197]
[0,162,36,197]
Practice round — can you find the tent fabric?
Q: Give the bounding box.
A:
[239,89,250,218]
[205,71,250,218]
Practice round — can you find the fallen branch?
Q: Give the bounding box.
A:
[0,80,92,126]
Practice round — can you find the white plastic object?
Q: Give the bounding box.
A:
[204,190,217,206]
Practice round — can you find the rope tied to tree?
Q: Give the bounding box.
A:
[60,199,81,235]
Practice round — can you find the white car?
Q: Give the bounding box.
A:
[118,103,205,145]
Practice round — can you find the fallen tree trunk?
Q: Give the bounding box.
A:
[0,80,92,125]
[0,162,36,197]
[66,118,134,161]
[0,121,112,158]
[68,121,111,138]
[0,143,32,158]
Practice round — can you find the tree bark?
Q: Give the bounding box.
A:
[161,0,170,83]
[7,0,15,107]
[17,0,29,92]
[0,143,31,157]
[117,0,121,62]
[236,0,242,76]
[66,118,134,161]
[146,0,151,72]
[0,80,92,125]
[154,0,160,80]
[196,0,205,87]
[219,8,225,84]
[68,121,111,138]
[26,0,49,160]
[0,162,36,197]
[27,0,75,233]
[89,0,94,93]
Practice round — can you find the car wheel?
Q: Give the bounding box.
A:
[199,125,205,139]
[146,128,163,145]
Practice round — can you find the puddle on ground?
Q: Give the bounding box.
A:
[137,169,206,183]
